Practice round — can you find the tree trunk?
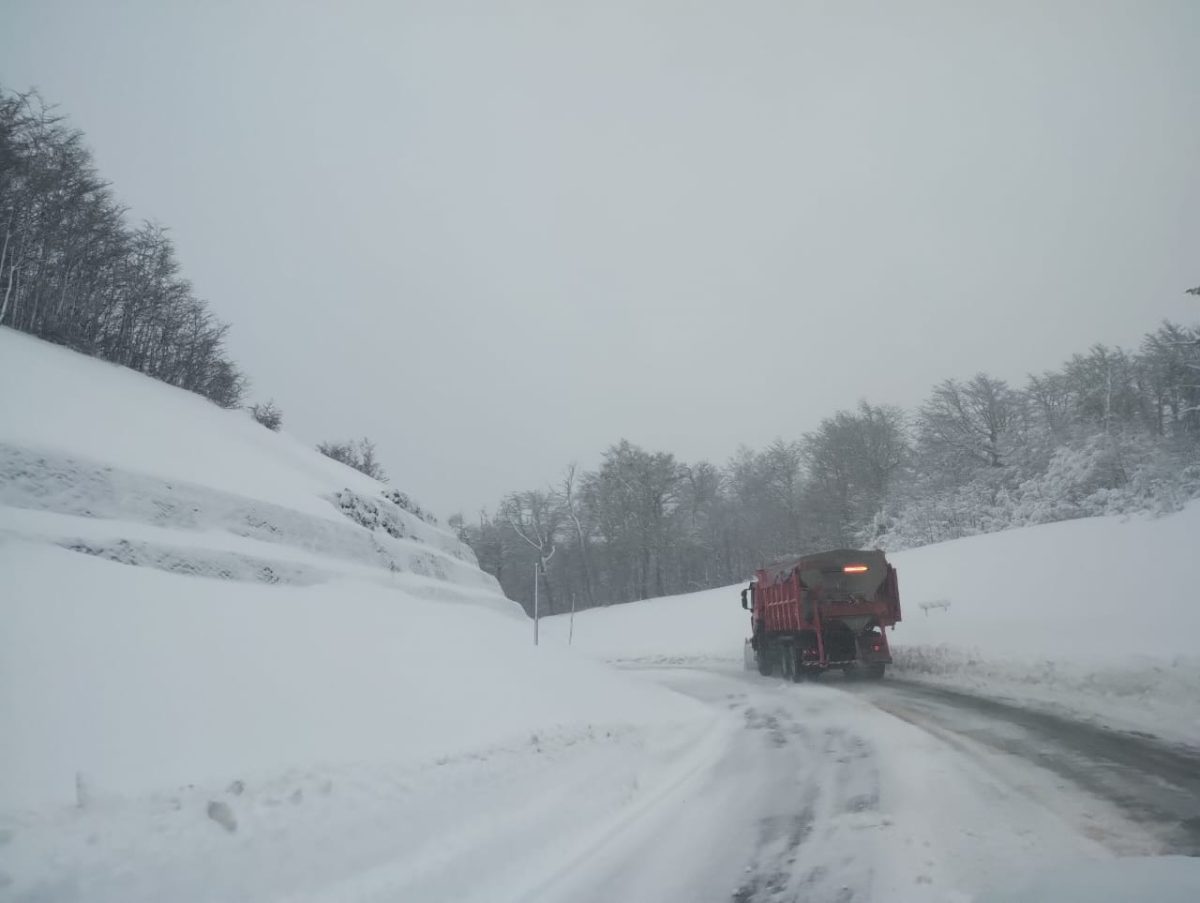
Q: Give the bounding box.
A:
[539,562,557,615]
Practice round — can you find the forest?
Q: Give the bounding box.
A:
[455,319,1200,615]
[0,89,244,407]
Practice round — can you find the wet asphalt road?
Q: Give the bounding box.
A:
[838,675,1200,855]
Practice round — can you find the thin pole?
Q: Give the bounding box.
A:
[533,561,539,646]
[568,593,576,646]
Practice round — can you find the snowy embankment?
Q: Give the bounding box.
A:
[884,506,1200,747]
[542,502,1200,748]
[0,328,711,900]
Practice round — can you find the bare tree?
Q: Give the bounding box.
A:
[316,437,388,481]
[249,399,283,431]
[801,402,909,546]
[502,490,562,614]
[557,464,595,608]
[587,441,685,600]
[357,438,387,482]
[0,88,245,406]
[919,375,1024,470]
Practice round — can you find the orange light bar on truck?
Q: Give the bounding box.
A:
[843,564,869,574]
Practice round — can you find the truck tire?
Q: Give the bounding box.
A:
[757,646,774,677]
[780,646,793,681]
[864,663,886,680]
[790,649,812,683]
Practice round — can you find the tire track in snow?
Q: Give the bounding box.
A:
[731,701,884,903]
[531,667,1173,902]
[636,667,1165,901]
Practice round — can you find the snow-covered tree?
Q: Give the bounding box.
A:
[249,400,283,431]
[317,437,388,482]
[464,322,1200,609]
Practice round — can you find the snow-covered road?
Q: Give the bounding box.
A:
[8,664,1200,902]
[531,666,1197,903]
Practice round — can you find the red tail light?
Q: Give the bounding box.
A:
[871,643,882,652]
[843,564,869,574]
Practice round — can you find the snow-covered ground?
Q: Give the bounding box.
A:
[0,329,713,899]
[4,326,1199,902]
[542,502,1200,748]
[540,583,749,666]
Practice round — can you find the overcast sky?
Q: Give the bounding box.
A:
[4,1,1198,517]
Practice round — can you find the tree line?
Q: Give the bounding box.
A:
[455,317,1200,616]
[2,87,429,490]
[1,88,244,406]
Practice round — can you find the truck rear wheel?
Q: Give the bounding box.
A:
[864,663,886,680]
[756,645,774,677]
[790,649,816,683]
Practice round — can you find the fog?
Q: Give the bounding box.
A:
[4,0,1198,516]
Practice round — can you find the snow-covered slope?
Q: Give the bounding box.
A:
[541,502,1200,746]
[0,327,496,599]
[878,503,1200,742]
[0,328,712,899]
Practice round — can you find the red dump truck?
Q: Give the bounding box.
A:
[742,549,901,680]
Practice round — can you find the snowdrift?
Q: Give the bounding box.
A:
[0,327,706,820]
[543,501,1200,746]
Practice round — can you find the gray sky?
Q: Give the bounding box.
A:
[4,1,1199,517]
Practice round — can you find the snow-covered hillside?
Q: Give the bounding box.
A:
[0,327,497,599]
[542,502,1200,747]
[0,329,711,900]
